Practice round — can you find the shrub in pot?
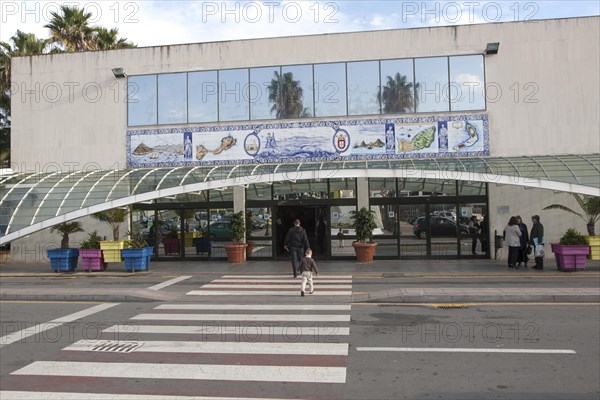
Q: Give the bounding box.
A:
[122,228,153,272]
[225,211,247,263]
[350,207,378,263]
[79,231,106,272]
[551,228,590,271]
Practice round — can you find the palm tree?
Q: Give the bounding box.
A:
[93,208,128,240]
[267,71,311,119]
[378,73,419,114]
[45,5,96,52]
[93,28,135,50]
[50,222,84,248]
[0,31,51,167]
[0,31,51,97]
[543,194,600,236]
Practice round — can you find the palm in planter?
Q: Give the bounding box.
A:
[224,211,247,263]
[79,231,106,271]
[48,221,84,271]
[94,208,127,262]
[543,194,600,236]
[350,207,378,262]
[544,194,600,260]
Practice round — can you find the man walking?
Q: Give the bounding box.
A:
[284,219,310,278]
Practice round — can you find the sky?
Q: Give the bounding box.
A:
[1,1,599,47]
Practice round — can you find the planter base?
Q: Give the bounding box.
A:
[551,244,589,271]
[352,242,378,263]
[584,236,600,260]
[225,244,247,263]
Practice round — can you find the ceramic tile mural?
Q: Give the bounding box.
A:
[127,114,488,167]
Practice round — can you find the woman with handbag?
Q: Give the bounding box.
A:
[503,216,522,269]
[530,215,545,270]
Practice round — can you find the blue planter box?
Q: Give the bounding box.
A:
[47,248,79,272]
[122,247,153,272]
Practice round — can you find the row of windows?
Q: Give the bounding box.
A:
[128,55,486,127]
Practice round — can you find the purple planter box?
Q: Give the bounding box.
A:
[80,249,105,272]
[551,244,590,271]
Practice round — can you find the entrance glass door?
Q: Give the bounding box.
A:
[429,203,460,257]
[398,204,427,258]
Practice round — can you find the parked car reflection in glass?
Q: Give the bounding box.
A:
[412,216,469,239]
[208,221,231,238]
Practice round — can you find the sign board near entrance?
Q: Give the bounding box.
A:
[126,114,488,167]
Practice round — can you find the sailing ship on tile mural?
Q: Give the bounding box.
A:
[127,114,488,167]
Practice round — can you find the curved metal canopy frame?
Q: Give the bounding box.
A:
[1,154,599,244]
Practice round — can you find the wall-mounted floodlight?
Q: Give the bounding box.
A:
[112,67,126,78]
[485,42,500,55]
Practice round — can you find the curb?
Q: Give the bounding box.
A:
[352,294,600,303]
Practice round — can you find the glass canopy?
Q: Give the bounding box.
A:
[1,154,598,244]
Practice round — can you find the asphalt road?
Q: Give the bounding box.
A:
[1,298,599,399]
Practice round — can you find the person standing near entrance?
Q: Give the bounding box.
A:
[516,215,530,267]
[284,219,310,278]
[503,216,521,269]
[530,215,545,270]
[468,215,480,255]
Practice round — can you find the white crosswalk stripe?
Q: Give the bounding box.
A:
[7,273,353,398]
[187,274,353,297]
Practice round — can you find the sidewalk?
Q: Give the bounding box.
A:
[1,258,599,303]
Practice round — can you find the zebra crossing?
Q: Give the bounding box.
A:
[2,274,353,399]
[186,274,353,296]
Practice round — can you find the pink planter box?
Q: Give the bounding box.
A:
[80,249,106,272]
[551,244,590,271]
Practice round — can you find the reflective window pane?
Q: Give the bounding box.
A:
[189,71,218,123]
[347,61,380,115]
[280,65,313,118]
[415,57,449,112]
[331,205,355,257]
[219,69,249,121]
[369,178,396,197]
[314,63,347,117]
[449,55,485,111]
[329,178,356,198]
[250,67,279,120]
[158,73,187,124]
[128,75,157,126]
[380,59,415,114]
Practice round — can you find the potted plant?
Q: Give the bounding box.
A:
[122,228,153,272]
[94,208,128,263]
[350,207,378,263]
[224,211,247,263]
[79,231,106,272]
[544,194,600,260]
[551,228,590,271]
[47,221,84,272]
[162,226,180,255]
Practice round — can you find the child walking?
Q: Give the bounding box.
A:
[299,248,318,296]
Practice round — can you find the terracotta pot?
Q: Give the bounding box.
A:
[246,242,255,259]
[225,243,248,263]
[352,242,378,263]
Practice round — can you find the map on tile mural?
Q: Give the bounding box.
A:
[126,114,488,167]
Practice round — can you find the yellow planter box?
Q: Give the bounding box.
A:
[178,232,200,248]
[584,236,600,260]
[99,240,126,263]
